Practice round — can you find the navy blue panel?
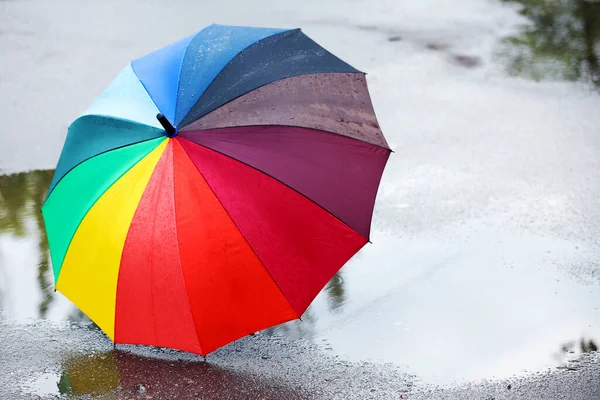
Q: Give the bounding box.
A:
[179,29,360,127]
[174,24,288,126]
[46,115,163,199]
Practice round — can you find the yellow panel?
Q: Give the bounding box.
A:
[56,140,168,340]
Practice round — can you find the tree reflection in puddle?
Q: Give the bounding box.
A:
[0,169,59,319]
[499,0,600,88]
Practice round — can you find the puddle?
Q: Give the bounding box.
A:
[21,372,62,398]
[18,348,311,400]
[266,233,600,384]
[1,170,599,386]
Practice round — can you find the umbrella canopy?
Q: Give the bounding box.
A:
[42,24,391,356]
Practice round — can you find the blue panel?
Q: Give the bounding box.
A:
[81,63,163,128]
[174,24,288,126]
[131,31,196,123]
[179,29,360,127]
[46,115,163,199]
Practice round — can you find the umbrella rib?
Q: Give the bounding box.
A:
[175,140,301,320]
[178,72,390,150]
[170,162,207,355]
[178,29,363,127]
[182,123,391,152]
[46,138,168,287]
[43,129,164,206]
[177,134,388,241]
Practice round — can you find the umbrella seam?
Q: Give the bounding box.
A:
[177,72,390,149]
[169,145,207,355]
[175,138,300,320]
[112,141,170,345]
[43,115,164,205]
[181,121,391,151]
[129,60,172,125]
[179,29,365,127]
[177,29,300,127]
[173,26,289,126]
[48,138,167,287]
[178,71,388,145]
[177,132,393,241]
[173,29,204,128]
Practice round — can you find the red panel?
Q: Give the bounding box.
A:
[172,139,296,354]
[115,141,203,354]
[177,138,367,316]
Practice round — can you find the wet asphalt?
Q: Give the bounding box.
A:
[1,0,600,398]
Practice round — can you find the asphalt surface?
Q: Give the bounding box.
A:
[1,320,600,399]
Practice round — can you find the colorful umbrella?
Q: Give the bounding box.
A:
[42,24,391,356]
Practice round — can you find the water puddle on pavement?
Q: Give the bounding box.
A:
[18,349,303,399]
[21,372,64,398]
[266,233,600,384]
[2,169,600,388]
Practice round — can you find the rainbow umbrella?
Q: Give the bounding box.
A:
[42,24,391,356]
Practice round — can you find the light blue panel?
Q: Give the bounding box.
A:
[81,63,162,129]
[131,31,197,123]
[174,24,288,126]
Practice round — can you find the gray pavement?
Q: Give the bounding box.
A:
[1,0,599,398]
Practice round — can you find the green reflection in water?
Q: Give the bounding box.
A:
[0,170,55,318]
[499,0,600,87]
[324,272,346,313]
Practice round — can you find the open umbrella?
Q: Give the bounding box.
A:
[42,24,391,356]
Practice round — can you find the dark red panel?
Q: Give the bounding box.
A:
[172,139,296,354]
[179,125,390,239]
[178,138,367,316]
[115,141,203,354]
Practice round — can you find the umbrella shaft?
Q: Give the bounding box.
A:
[156,113,177,137]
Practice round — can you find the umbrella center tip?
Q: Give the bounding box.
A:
[156,113,177,138]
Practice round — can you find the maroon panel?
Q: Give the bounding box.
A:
[180,73,389,149]
[177,138,367,315]
[179,126,390,239]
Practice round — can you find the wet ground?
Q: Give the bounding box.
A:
[1,0,600,398]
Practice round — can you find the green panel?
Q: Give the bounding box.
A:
[42,137,166,282]
[46,115,164,200]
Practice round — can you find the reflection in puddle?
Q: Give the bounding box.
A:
[267,234,600,383]
[0,170,81,323]
[58,352,120,397]
[1,169,599,385]
[22,372,63,398]
[21,349,305,399]
[499,0,600,87]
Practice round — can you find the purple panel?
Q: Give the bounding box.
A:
[180,73,389,149]
[179,126,390,239]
